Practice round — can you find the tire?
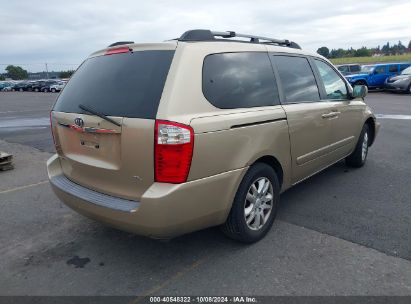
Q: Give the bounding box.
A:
[51,88,56,93]
[19,88,23,92]
[345,124,370,168]
[34,88,39,92]
[221,163,280,243]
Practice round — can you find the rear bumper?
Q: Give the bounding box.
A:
[47,154,246,238]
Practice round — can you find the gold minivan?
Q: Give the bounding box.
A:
[47,30,379,243]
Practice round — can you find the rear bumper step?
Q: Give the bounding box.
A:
[49,174,140,212]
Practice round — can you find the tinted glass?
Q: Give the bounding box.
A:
[374,66,386,74]
[389,65,398,73]
[202,52,279,109]
[400,64,410,72]
[350,65,361,72]
[314,60,347,100]
[54,50,175,119]
[274,56,320,103]
[338,66,349,73]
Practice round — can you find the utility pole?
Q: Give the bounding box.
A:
[45,63,49,79]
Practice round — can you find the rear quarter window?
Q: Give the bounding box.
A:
[53,50,175,119]
[202,52,280,109]
[389,65,398,73]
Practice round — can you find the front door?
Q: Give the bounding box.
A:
[311,59,363,160]
[369,65,388,87]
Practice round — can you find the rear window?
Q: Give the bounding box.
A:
[53,50,175,119]
[202,52,280,109]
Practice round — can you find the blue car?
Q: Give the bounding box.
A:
[344,63,411,89]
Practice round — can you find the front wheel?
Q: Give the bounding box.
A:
[345,124,370,167]
[221,163,280,243]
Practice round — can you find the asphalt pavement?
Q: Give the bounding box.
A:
[0,91,410,296]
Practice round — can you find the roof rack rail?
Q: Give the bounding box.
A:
[108,41,135,47]
[178,29,301,49]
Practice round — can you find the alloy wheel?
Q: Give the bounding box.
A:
[244,177,274,231]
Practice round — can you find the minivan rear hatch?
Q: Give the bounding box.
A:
[51,44,175,201]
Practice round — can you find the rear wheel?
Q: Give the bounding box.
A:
[34,88,39,92]
[345,124,370,168]
[51,88,56,93]
[19,88,23,92]
[221,163,280,243]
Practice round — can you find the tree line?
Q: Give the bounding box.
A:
[317,40,411,59]
[1,65,75,80]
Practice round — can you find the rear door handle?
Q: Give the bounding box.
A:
[322,111,340,119]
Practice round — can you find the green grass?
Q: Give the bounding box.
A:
[330,54,411,65]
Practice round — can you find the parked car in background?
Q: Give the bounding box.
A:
[45,81,65,93]
[0,82,13,90]
[384,66,411,93]
[47,29,379,243]
[31,80,56,92]
[11,82,31,92]
[336,64,361,75]
[345,63,411,89]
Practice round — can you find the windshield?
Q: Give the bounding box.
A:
[53,50,175,119]
[360,65,374,74]
[401,67,411,75]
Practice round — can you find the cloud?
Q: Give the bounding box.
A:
[1,0,410,72]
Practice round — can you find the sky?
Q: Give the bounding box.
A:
[1,0,410,72]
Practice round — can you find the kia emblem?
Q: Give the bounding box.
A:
[74,117,84,128]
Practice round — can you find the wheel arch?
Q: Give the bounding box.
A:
[251,155,284,189]
[354,79,368,87]
[364,117,376,146]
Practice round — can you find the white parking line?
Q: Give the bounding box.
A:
[376,114,411,120]
[0,110,46,114]
[0,180,48,195]
[0,117,49,128]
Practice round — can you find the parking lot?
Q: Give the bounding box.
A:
[0,91,411,296]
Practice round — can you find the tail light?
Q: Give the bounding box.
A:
[155,120,194,183]
[50,111,56,147]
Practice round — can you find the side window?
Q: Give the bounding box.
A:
[400,65,410,72]
[202,52,280,109]
[338,66,349,73]
[273,56,320,103]
[389,65,398,73]
[374,66,386,74]
[314,59,348,100]
[351,65,361,73]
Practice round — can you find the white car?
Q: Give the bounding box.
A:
[49,82,65,93]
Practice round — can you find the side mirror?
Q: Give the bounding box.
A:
[352,85,368,99]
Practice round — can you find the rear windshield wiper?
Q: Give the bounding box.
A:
[78,104,121,127]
